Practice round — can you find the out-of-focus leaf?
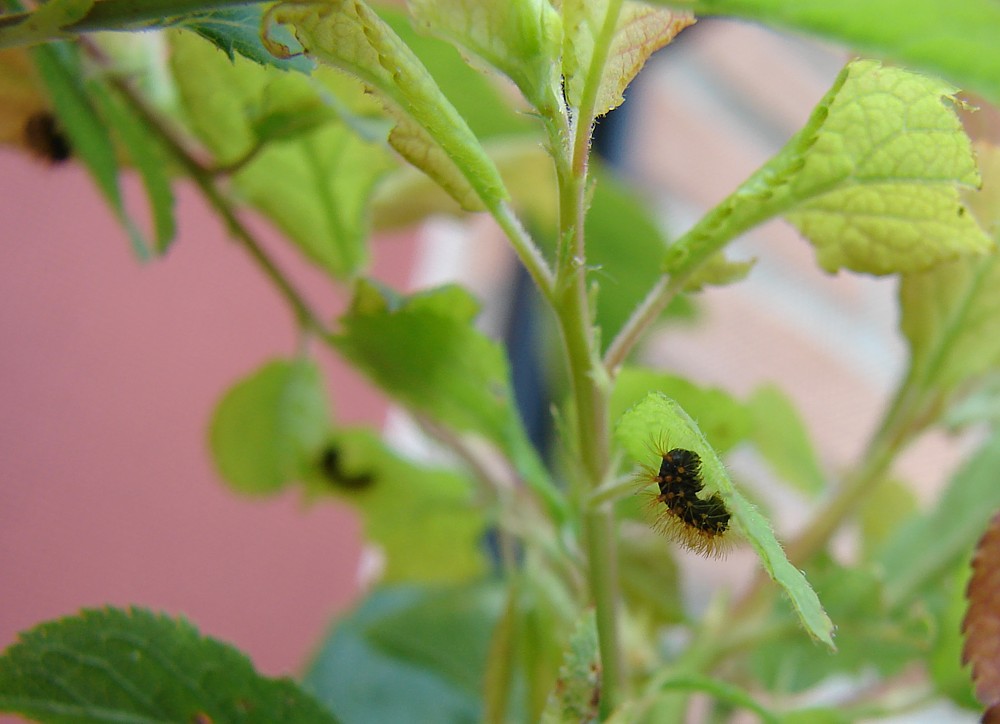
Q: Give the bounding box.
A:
[0,607,338,724]
[266,0,507,211]
[666,60,991,277]
[170,30,393,277]
[410,0,562,112]
[963,512,1000,712]
[858,477,918,560]
[309,428,487,583]
[303,586,483,724]
[878,431,1000,607]
[750,558,930,693]
[617,522,684,624]
[747,384,826,496]
[615,392,834,646]
[209,358,330,496]
[31,42,150,258]
[333,280,562,519]
[89,82,176,254]
[899,144,1000,404]
[931,564,978,710]
[372,137,555,232]
[646,0,1000,107]
[179,5,314,72]
[562,1,693,117]
[0,0,93,47]
[0,49,50,145]
[364,583,504,698]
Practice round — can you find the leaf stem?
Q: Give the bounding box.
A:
[90,41,328,336]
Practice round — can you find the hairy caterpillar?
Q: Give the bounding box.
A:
[639,445,732,557]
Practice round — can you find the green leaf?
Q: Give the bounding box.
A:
[667,59,991,277]
[617,522,684,624]
[180,5,314,72]
[372,137,556,231]
[562,1,693,117]
[89,83,176,255]
[364,583,504,698]
[583,166,687,347]
[310,428,487,583]
[209,358,330,495]
[877,430,1000,608]
[303,586,491,724]
[611,368,752,455]
[615,392,835,647]
[929,563,978,709]
[409,0,562,113]
[858,477,919,560]
[540,610,600,724]
[746,384,827,496]
[333,281,562,519]
[750,558,931,693]
[0,0,93,46]
[31,42,150,259]
[653,675,780,723]
[170,30,393,278]
[898,143,1000,399]
[266,0,507,211]
[0,607,337,724]
[647,0,1000,107]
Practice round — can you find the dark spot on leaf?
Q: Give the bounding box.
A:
[319,446,375,491]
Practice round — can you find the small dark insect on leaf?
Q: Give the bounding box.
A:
[638,445,732,557]
[962,510,1000,718]
[24,111,71,163]
[319,446,375,491]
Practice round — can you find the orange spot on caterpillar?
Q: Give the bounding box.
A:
[637,445,732,558]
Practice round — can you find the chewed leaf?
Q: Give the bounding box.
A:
[563,1,693,117]
[409,0,562,112]
[265,0,506,211]
[667,60,992,278]
[963,512,1000,712]
[0,607,337,723]
[615,393,835,647]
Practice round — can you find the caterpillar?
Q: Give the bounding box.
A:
[640,445,732,557]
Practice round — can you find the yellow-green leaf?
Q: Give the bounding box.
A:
[266,0,507,211]
[668,60,992,278]
[312,429,487,583]
[409,0,562,113]
[615,393,834,647]
[562,1,693,117]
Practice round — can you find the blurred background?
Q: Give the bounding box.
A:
[0,14,980,710]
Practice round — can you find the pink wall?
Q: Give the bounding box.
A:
[0,150,416,679]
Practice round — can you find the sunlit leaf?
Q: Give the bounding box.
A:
[265,0,507,211]
[562,1,693,117]
[667,60,991,277]
[179,5,314,72]
[410,0,562,112]
[615,393,834,646]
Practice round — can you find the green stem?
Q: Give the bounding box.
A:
[92,42,327,335]
[584,505,625,717]
[0,0,259,48]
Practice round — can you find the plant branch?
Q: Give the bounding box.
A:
[89,41,328,336]
[0,0,259,49]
